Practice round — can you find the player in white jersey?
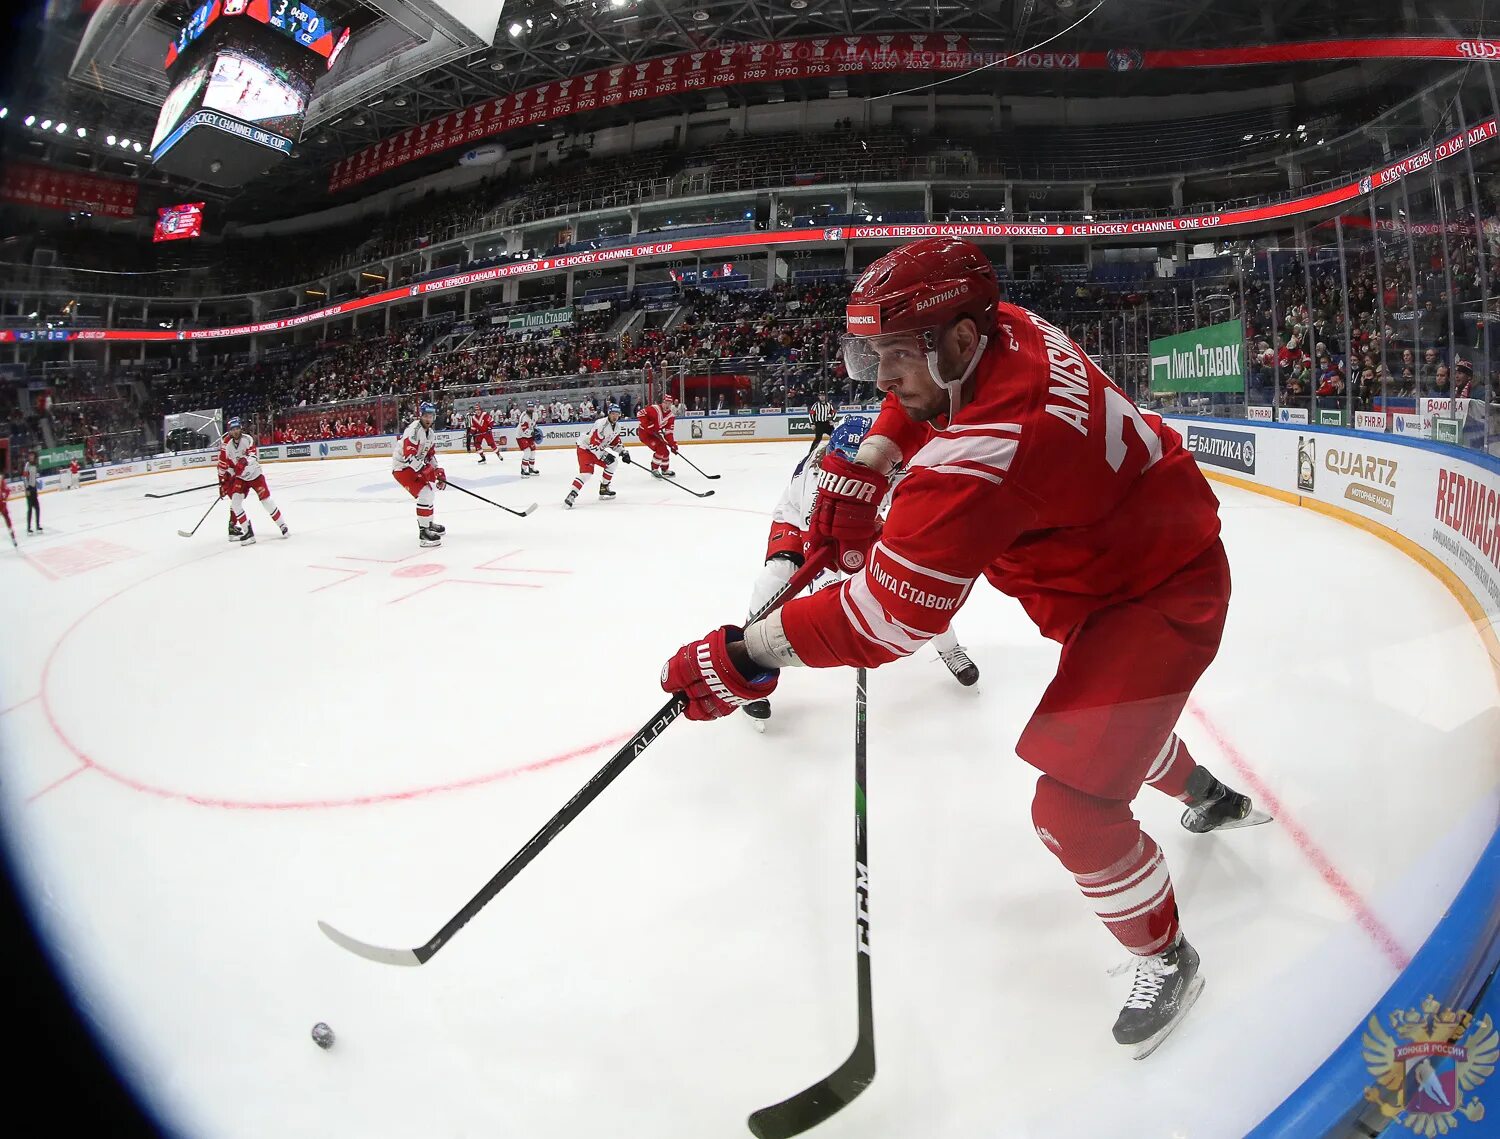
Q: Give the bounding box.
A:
[391,402,448,546]
[517,402,541,477]
[564,403,632,507]
[741,415,979,726]
[217,417,287,545]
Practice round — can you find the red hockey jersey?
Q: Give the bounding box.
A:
[637,403,676,443]
[781,301,1223,666]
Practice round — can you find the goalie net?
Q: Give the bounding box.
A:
[163,409,224,453]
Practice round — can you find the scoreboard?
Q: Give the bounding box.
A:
[164,0,350,70]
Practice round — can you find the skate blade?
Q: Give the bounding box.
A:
[1215,808,1274,831]
[1131,974,1205,1061]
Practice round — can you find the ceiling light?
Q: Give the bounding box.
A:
[693,8,709,18]
[0,108,7,119]
[393,96,407,106]
[557,40,570,50]
[133,141,142,152]
[120,137,131,147]
[791,0,808,7]
[76,127,86,138]
[353,115,366,125]
[106,134,116,145]
[56,122,68,133]
[489,60,505,71]
[508,21,524,35]
[24,114,35,126]
[1243,134,1253,141]
[40,119,51,129]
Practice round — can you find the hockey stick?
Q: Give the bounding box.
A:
[318,548,832,967]
[627,456,715,498]
[177,494,225,538]
[145,482,218,499]
[673,450,721,480]
[748,667,874,1138]
[445,479,537,518]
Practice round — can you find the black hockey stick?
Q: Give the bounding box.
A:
[177,494,225,538]
[445,479,537,518]
[319,548,832,967]
[146,482,218,499]
[626,455,715,498]
[673,450,721,480]
[747,666,874,1139]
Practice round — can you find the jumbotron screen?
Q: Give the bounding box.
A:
[151,16,324,186]
[154,202,206,242]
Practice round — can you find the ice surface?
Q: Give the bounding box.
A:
[0,442,1495,1139]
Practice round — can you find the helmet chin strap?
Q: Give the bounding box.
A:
[925,334,988,424]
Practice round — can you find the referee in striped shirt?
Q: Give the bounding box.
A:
[807,393,836,454]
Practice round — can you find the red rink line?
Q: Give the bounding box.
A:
[1188,703,1412,972]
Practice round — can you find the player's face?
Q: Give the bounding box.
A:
[869,321,977,422]
[420,412,435,428]
[608,411,620,424]
[229,426,242,439]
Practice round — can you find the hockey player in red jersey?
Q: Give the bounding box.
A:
[217,417,288,545]
[636,392,680,479]
[470,405,502,464]
[564,403,631,508]
[392,402,447,547]
[661,237,1267,1058]
[0,479,14,546]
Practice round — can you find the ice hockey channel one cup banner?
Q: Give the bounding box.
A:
[1149,319,1246,394]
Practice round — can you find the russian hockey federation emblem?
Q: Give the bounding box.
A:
[1360,175,1374,195]
[1107,48,1144,71]
[1362,996,1496,1133]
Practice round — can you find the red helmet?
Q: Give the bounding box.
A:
[845,237,998,341]
[661,392,678,404]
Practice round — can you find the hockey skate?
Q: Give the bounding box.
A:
[1110,934,1204,1060]
[419,524,442,548]
[564,490,578,508]
[426,521,446,535]
[228,524,241,543]
[1180,766,1272,833]
[742,699,772,733]
[236,522,257,546]
[938,645,979,686]
[651,469,665,479]
[278,521,289,537]
[478,454,487,464]
[598,484,616,499]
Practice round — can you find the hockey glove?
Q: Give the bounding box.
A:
[619,449,632,465]
[433,466,448,489]
[808,450,888,572]
[661,625,778,722]
[670,443,680,454]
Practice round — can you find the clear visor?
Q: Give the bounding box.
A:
[839,331,931,384]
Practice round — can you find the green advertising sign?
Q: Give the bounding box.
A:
[1318,409,1346,426]
[1434,417,1461,443]
[39,444,85,469]
[505,307,575,332]
[1149,320,1245,394]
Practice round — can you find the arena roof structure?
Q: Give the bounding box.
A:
[1,0,1486,224]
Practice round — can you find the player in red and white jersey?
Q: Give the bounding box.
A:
[391,402,447,547]
[517,402,541,478]
[743,413,979,727]
[662,237,1268,1058]
[217,417,287,545]
[635,392,680,479]
[469,405,502,464]
[564,403,632,508]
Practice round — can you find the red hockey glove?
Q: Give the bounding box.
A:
[234,457,248,476]
[433,466,448,489]
[670,443,680,454]
[218,474,233,498]
[661,625,778,721]
[808,450,888,573]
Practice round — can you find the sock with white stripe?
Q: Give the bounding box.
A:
[1032,775,1181,957]
[1143,733,1198,801]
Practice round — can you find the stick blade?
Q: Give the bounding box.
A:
[317,920,425,967]
[747,1046,875,1138]
[176,529,194,538]
[520,502,539,516]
